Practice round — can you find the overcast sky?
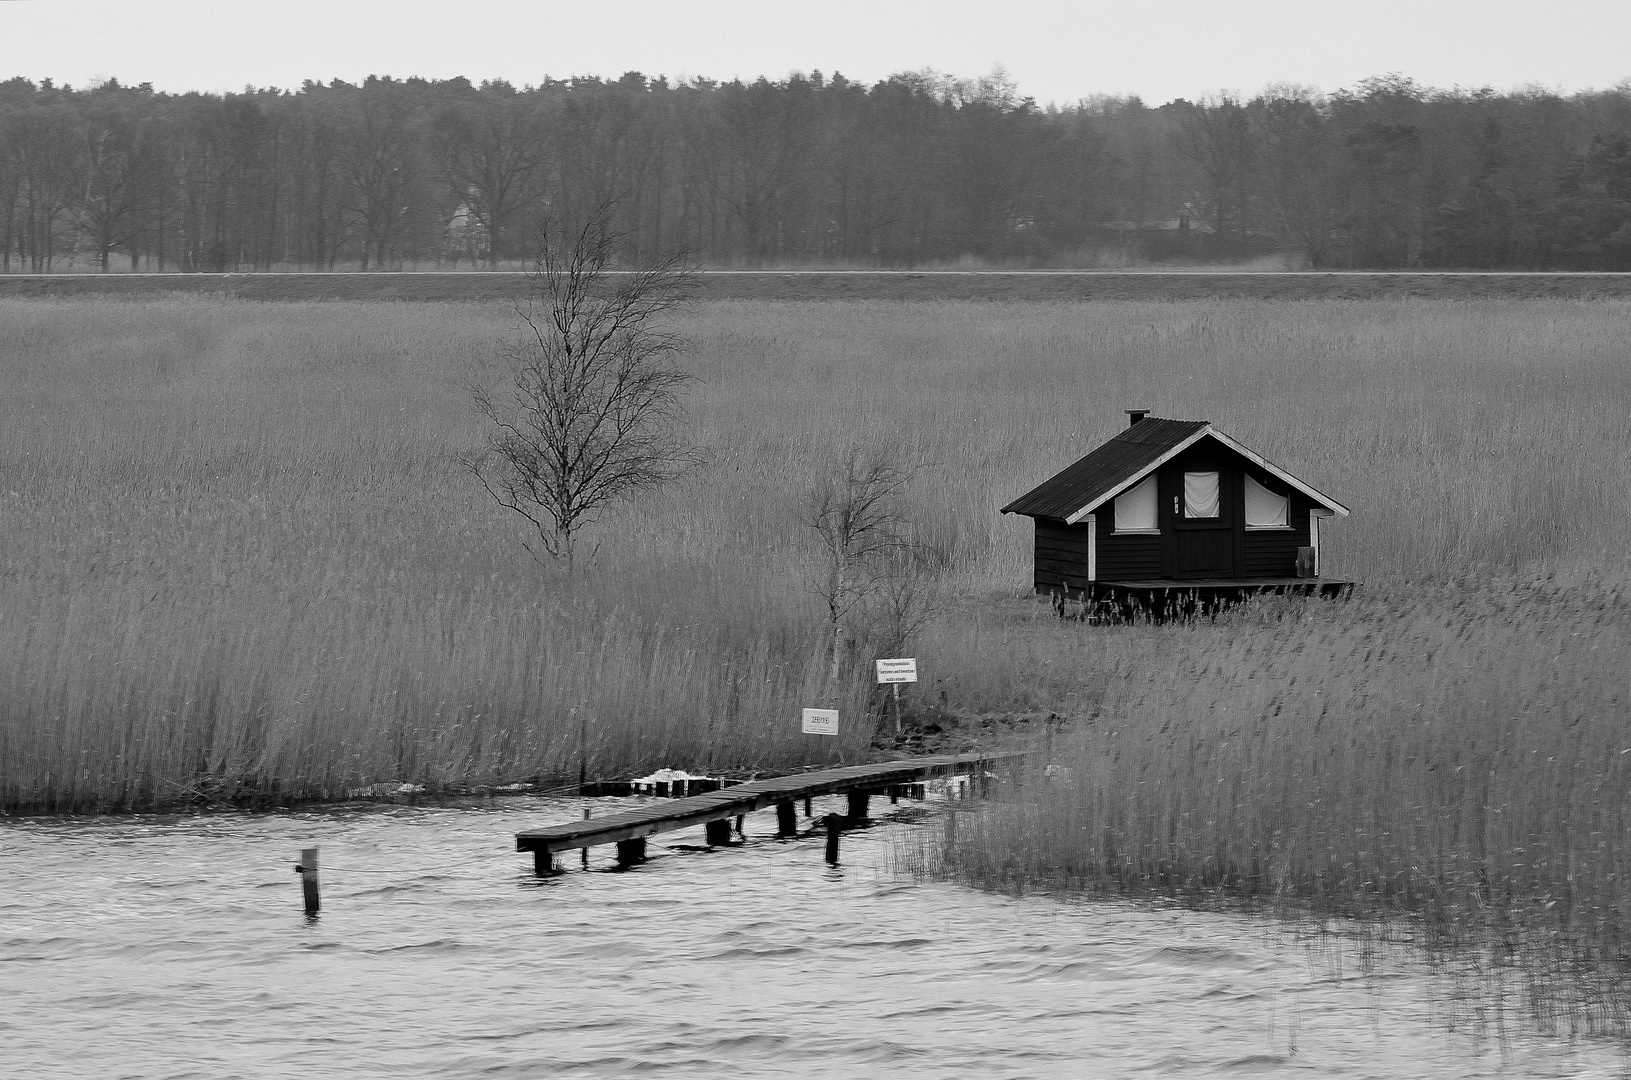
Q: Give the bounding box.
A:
[3,0,1627,106]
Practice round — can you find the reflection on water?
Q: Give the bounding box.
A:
[4,795,1624,1078]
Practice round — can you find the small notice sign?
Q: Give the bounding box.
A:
[802,708,839,736]
[875,658,918,684]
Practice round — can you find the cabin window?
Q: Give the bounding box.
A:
[1182,472,1220,518]
[1244,474,1290,529]
[1113,476,1158,533]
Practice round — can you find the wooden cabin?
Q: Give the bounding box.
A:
[1002,412,1351,612]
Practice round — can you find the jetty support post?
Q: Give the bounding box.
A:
[705,819,733,847]
[615,837,647,866]
[295,847,320,914]
[533,846,562,877]
[776,800,797,837]
[803,796,812,817]
[846,790,870,823]
[824,814,842,865]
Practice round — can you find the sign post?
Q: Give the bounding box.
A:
[801,708,839,736]
[875,658,918,736]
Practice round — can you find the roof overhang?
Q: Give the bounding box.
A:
[1061,426,1350,524]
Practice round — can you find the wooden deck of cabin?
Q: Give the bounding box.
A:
[1097,576,1353,594]
[515,751,1028,875]
[1081,576,1353,618]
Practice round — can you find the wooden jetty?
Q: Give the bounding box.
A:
[516,751,1029,875]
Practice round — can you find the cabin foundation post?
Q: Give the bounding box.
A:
[705,819,733,846]
[846,790,870,822]
[295,847,320,914]
[533,847,562,876]
[615,837,647,866]
[824,815,842,865]
[776,801,798,837]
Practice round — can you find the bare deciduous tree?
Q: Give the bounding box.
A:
[469,214,698,564]
[805,450,937,683]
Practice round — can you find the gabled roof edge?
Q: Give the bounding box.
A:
[1062,427,1210,522]
[997,493,1030,515]
[1061,426,1350,523]
[1205,427,1350,517]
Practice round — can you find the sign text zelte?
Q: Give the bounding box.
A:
[875,658,918,684]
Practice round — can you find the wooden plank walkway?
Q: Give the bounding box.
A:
[516,751,1029,874]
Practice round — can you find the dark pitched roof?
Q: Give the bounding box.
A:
[1001,418,1351,521]
[1001,418,1208,520]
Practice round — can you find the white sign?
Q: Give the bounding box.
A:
[875,658,918,685]
[802,708,839,736]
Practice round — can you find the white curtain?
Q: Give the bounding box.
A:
[1114,475,1158,531]
[1183,472,1219,518]
[1244,474,1289,527]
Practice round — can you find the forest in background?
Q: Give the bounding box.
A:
[2,69,1630,272]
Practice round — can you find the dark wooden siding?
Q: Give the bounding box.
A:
[1034,518,1092,592]
[1241,492,1312,577]
[1096,514,1162,579]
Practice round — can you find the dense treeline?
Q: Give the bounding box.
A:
[3,69,1630,271]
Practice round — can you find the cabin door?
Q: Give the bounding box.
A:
[1163,466,1236,579]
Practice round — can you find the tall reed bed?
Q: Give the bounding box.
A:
[931,574,1631,1035]
[2,295,1628,812]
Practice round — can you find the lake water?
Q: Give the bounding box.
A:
[5,794,1625,1078]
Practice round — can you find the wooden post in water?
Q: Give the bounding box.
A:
[705,819,733,846]
[534,848,561,876]
[581,807,591,868]
[824,814,841,865]
[776,800,797,837]
[846,790,869,822]
[734,814,745,837]
[889,785,899,805]
[615,837,646,866]
[803,796,812,817]
[295,847,320,914]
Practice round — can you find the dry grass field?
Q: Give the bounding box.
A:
[1,294,1628,823]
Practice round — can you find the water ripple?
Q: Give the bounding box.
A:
[5,794,1627,1079]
